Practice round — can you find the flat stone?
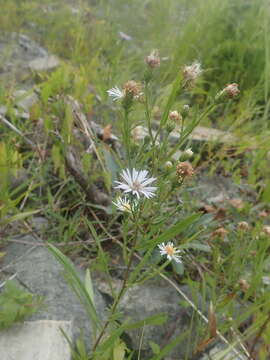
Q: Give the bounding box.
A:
[0,33,59,85]
[199,342,247,360]
[0,320,72,360]
[2,235,107,348]
[29,55,60,72]
[169,125,236,145]
[14,89,39,112]
[96,275,203,359]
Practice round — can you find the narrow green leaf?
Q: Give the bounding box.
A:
[47,244,100,337]
[150,331,189,360]
[0,210,40,226]
[124,312,167,330]
[154,213,200,245]
[85,269,96,310]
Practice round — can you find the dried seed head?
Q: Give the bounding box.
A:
[169,110,182,122]
[212,227,228,238]
[176,161,194,180]
[239,279,250,292]
[183,61,202,87]
[258,210,268,218]
[237,221,249,231]
[145,49,160,69]
[223,83,240,98]
[123,80,142,98]
[217,83,240,100]
[262,225,270,236]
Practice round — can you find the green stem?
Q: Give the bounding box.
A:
[145,83,154,144]
[123,107,131,167]
[165,103,216,162]
[91,225,139,353]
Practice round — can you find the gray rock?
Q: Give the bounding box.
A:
[169,125,236,146]
[199,342,247,360]
[14,89,39,112]
[29,216,49,233]
[192,174,254,206]
[29,55,60,72]
[0,105,29,121]
[0,32,59,85]
[1,235,107,348]
[96,275,204,359]
[0,320,72,360]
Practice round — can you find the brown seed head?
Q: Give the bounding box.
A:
[145,50,160,69]
[239,279,250,292]
[212,227,228,238]
[237,221,250,231]
[262,225,270,236]
[222,83,240,98]
[123,80,141,98]
[258,210,268,218]
[176,161,194,180]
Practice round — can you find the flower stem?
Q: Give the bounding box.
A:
[91,227,139,353]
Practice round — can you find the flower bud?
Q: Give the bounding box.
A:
[239,279,250,292]
[169,110,182,123]
[183,148,193,158]
[182,104,190,116]
[165,161,173,169]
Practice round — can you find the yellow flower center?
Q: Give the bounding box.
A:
[132,180,142,192]
[165,245,175,256]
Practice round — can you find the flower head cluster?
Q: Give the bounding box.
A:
[212,227,228,238]
[158,242,182,263]
[183,61,202,87]
[123,80,142,98]
[107,81,143,105]
[145,49,160,69]
[115,168,157,199]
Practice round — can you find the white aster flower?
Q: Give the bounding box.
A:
[115,168,157,199]
[158,242,182,263]
[112,197,133,213]
[107,86,124,101]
